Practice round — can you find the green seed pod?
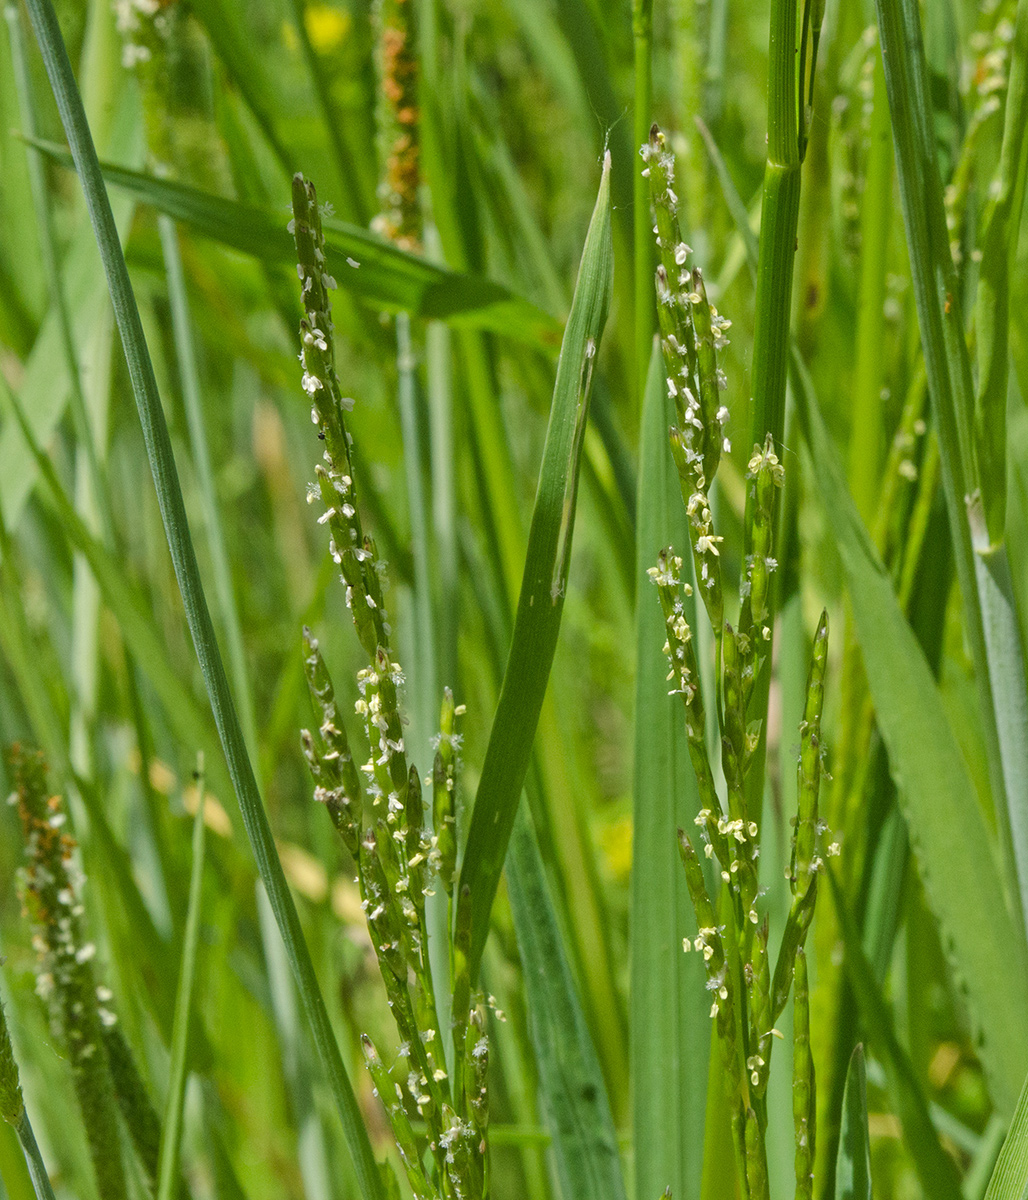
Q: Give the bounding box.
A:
[433,694,458,898]
[468,1004,489,1135]
[361,1034,433,1200]
[747,917,772,1100]
[678,836,743,1097]
[690,267,723,488]
[650,551,726,845]
[793,948,815,1200]
[744,1106,769,1200]
[770,872,818,1025]
[792,611,829,897]
[301,628,364,857]
[439,1103,479,1200]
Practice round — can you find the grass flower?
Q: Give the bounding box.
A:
[292,175,487,1200]
[648,125,833,1200]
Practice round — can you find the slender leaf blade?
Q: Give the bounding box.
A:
[835,1046,872,1200]
[28,139,561,346]
[984,1068,1028,1200]
[458,151,614,976]
[507,809,627,1200]
[156,778,207,1200]
[630,338,707,1200]
[875,0,1028,937]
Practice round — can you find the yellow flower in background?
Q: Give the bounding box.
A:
[305,3,349,54]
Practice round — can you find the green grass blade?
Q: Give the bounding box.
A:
[793,351,1028,1118]
[741,0,805,817]
[632,0,654,401]
[974,0,1028,540]
[5,0,112,546]
[984,1068,1028,1200]
[457,150,613,978]
[27,139,560,346]
[256,884,334,1200]
[0,136,136,529]
[506,808,627,1200]
[749,0,801,455]
[835,1045,872,1200]
[874,0,1028,936]
[21,5,384,1196]
[13,1116,58,1200]
[630,338,707,1200]
[156,769,207,1200]
[848,50,893,524]
[395,311,438,770]
[829,870,963,1200]
[0,1123,35,1200]
[158,214,258,764]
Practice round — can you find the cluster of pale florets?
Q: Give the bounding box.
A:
[9,761,118,1067]
[112,0,169,68]
[693,808,763,921]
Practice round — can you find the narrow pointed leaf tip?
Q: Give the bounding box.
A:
[458,153,613,979]
[835,1045,872,1200]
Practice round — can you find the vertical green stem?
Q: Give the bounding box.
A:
[633,0,655,402]
[849,49,893,523]
[743,0,805,815]
[156,765,206,1200]
[14,1116,58,1200]
[974,0,1028,541]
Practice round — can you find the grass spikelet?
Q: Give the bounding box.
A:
[9,745,128,1200]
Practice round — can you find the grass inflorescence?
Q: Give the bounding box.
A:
[646,126,834,1200]
[292,174,488,1200]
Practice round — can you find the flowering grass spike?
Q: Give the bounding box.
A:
[646,127,833,1200]
[291,175,488,1200]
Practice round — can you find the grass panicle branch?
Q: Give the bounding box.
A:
[292,173,488,1200]
[646,126,832,1200]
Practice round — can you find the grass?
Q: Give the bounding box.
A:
[0,0,1027,1198]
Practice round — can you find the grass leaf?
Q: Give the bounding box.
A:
[458,150,613,976]
[874,0,1028,937]
[829,871,963,1200]
[506,809,627,1200]
[835,1045,872,1200]
[984,1068,1028,1200]
[28,138,561,346]
[156,772,206,1200]
[630,338,707,1200]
